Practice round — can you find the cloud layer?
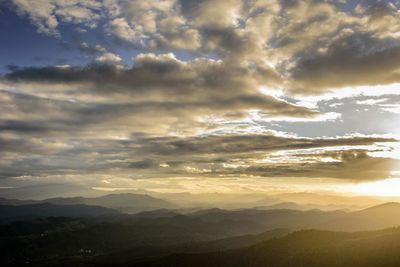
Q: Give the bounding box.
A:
[1,0,400,194]
[10,0,400,91]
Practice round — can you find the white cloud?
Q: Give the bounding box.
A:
[12,0,103,36]
[106,17,144,43]
[95,52,123,64]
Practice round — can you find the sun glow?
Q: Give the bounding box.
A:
[368,142,400,160]
[351,178,400,197]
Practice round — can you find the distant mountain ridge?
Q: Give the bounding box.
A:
[0,193,175,213]
[0,203,119,223]
[2,195,400,232]
[46,193,174,213]
[321,202,400,231]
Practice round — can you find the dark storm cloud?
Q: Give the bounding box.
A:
[0,129,396,181]
[0,120,51,133]
[110,134,396,181]
[135,134,395,155]
[113,134,398,181]
[129,159,158,169]
[0,88,315,143]
[2,54,315,121]
[242,151,396,180]
[289,33,400,93]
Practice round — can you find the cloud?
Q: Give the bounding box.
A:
[106,17,143,44]
[0,68,398,183]
[0,127,396,181]
[136,134,394,156]
[179,0,242,28]
[78,42,107,55]
[4,0,400,192]
[288,33,400,93]
[125,134,398,181]
[103,0,203,50]
[1,53,316,138]
[10,0,400,92]
[4,53,279,98]
[95,52,123,64]
[11,0,102,36]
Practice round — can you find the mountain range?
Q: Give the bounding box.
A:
[2,194,400,232]
[2,194,400,266]
[0,203,119,223]
[0,193,174,214]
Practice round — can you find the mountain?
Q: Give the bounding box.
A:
[188,208,346,232]
[88,228,292,266]
[269,192,381,210]
[190,208,227,215]
[0,197,38,205]
[0,183,95,200]
[182,228,292,253]
[95,193,174,212]
[0,216,288,266]
[0,203,119,223]
[129,209,181,219]
[0,193,175,214]
[322,202,400,231]
[140,227,400,267]
[3,203,400,266]
[3,200,400,231]
[254,202,305,210]
[187,202,400,233]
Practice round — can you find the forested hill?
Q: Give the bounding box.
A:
[138,227,400,267]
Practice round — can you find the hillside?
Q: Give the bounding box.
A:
[0,193,175,214]
[0,216,286,266]
[0,203,119,223]
[188,203,400,232]
[321,202,400,231]
[140,227,400,267]
[46,193,175,213]
[188,208,345,232]
[2,203,400,266]
[87,228,292,266]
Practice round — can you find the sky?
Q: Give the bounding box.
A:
[1,0,400,200]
